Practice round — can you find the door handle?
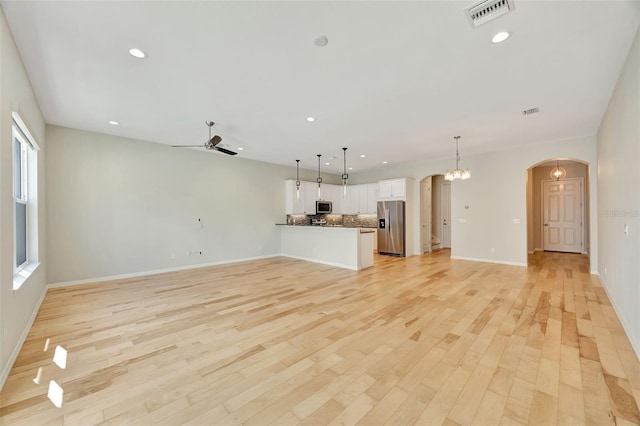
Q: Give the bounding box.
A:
[544,223,549,227]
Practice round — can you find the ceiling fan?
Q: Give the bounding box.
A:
[171,121,237,155]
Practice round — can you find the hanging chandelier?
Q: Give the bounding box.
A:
[316,154,323,199]
[295,159,301,200]
[550,160,566,181]
[445,136,471,181]
[342,147,349,198]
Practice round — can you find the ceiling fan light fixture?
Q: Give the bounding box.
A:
[170,120,237,155]
[445,136,471,181]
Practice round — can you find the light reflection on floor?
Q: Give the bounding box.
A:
[47,380,63,408]
[53,346,67,369]
[37,338,67,408]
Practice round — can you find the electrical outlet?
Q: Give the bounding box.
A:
[491,248,495,253]
[604,267,608,275]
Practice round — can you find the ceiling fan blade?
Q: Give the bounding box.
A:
[213,146,238,156]
[171,145,204,148]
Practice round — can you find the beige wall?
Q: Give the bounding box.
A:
[597,28,640,356]
[45,125,339,284]
[352,136,598,269]
[0,7,47,388]
[531,162,589,251]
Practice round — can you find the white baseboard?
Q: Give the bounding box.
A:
[280,254,358,271]
[534,248,543,252]
[451,256,527,267]
[47,254,280,288]
[528,251,534,255]
[0,285,47,391]
[597,273,640,361]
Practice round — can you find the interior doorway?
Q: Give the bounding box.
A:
[542,178,584,253]
[420,175,451,253]
[526,159,590,258]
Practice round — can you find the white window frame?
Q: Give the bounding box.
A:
[14,130,29,271]
[12,112,40,290]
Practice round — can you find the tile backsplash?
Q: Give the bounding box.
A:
[286,214,376,227]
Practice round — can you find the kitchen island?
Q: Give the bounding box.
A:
[278,225,374,271]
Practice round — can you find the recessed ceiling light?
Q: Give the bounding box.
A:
[108,120,119,125]
[348,167,353,170]
[360,154,366,158]
[128,48,146,58]
[314,35,328,47]
[491,31,510,44]
[306,116,315,122]
[237,147,244,151]
[325,162,330,165]
[383,161,388,164]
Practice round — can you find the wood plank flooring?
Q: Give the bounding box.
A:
[1,251,639,425]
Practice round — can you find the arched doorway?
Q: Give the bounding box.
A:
[420,175,450,254]
[526,159,591,259]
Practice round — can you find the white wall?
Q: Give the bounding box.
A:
[597,28,640,357]
[352,136,598,270]
[45,125,338,284]
[0,7,47,389]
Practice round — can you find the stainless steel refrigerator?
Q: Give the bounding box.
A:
[377,200,406,257]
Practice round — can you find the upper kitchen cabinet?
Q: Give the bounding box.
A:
[379,178,407,200]
[343,184,377,214]
[303,181,320,214]
[285,180,305,214]
[366,183,378,213]
[324,184,343,214]
[285,180,319,214]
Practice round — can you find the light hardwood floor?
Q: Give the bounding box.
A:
[1,251,639,425]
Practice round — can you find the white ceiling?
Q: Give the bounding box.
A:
[2,1,639,174]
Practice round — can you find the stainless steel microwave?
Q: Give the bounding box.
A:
[316,201,332,214]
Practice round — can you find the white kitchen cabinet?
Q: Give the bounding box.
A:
[328,184,344,214]
[303,181,319,214]
[342,184,375,214]
[285,180,306,214]
[379,178,407,200]
[345,185,360,214]
[367,183,379,213]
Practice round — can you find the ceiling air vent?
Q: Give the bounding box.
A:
[464,0,515,28]
[522,107,540,116]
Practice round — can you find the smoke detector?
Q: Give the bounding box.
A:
[465,0,515,28]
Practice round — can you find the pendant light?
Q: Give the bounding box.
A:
[295,159,301,200]
[316,154,323,199]
[550,160,566,181]
[445,136,471,181]
[342,147,349,198]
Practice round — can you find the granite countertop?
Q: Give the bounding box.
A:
[276,224,376,228]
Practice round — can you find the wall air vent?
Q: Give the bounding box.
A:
[464,0,515,28]
[522,107,540,116]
